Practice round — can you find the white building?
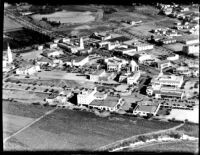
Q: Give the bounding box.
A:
[151,73,184,90]
[89,96,124,112]
[157,60,173,70]
[127,71,141,85]
[37,45,44,50]
[90,69,106,82]
[138,54,157,64]
[57,38,84,54]
[47,42,58,49]
[130,60,139,72]
[16,65,40,75]
[133,102,160,116]
[3,44,14,72]
[106,41,121,50]
[105,57,128,72]
[91,32,112,41]
[133,43,154,51]
[77,87,97,106]
[7,43,13,63]
[183,39,199,45]
[182,44,199,55]
[167,54,179,61]
[72,56,89,67]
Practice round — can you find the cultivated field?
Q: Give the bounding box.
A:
[4,102,180,151]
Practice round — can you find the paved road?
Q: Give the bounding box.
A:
[98,123,184,151]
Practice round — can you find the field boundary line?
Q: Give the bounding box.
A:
[97,123,184,151]
[3,107,58,144]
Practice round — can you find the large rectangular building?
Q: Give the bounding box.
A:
[151,74,184,90]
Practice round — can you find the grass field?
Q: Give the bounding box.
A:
[3,113,34,140]
[31,10,95,24]
[131,140,198,152]
[176,123,199,138]
[3,100,180,151]
[3,89,49,104]
[3,16,24,32]
[3,100,54,119]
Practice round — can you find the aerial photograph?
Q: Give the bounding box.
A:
[3,0,199,153]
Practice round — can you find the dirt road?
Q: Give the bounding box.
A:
[98,123,184,151]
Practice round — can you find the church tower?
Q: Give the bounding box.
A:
[79,37,84,50]
[7,43,13,63]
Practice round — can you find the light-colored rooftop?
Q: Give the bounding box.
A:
[91,69,105,76]
[135,104,159,113]
[89,96,119,108]
[157,74,183,83]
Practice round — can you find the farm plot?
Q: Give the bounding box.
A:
[4,108,180,151]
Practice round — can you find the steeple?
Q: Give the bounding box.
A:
[79,37,84,50]
[7,43,13,63]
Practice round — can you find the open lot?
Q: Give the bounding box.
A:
[3,100,180,151]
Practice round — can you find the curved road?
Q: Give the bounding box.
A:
[98,123,184,151]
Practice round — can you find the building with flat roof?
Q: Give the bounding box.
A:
[72,56,89,67]
[89,69,106,82]
[90,32,112,41]
[16,64,40,75]
[57,38,84,54]
[127,71,141,85]
[105,57,128,72]
[157,60,173,70]
[89,96,124,112]
[77,87,97,106]
[151,73,184,90]
[154,89,185,100]
[133,102,160,116]
[182,44,199,55]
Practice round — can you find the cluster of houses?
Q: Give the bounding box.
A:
[157,3,199,23]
